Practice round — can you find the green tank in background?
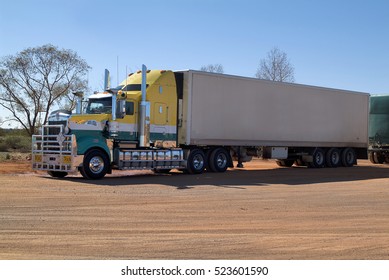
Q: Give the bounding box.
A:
[369,95,389,164]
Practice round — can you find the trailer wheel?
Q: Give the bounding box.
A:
[209,148,230,172]
[325,148,341,167]
[47,171,68,178]
[371,152,384,164]
[369,152,378,164]
[82,149,109,179]
[186,149,206,174]
[375,152,385,164]
[309,148,326,168]
[341,148,356,167]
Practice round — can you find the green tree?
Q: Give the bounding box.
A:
[0,44,90,135]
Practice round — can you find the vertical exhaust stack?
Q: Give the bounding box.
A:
[104,69,110,90]
[111,92,117,121]
[73,91,84,114]
[139,64,150,147]
[105,87,119,137]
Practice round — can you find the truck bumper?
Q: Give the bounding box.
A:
[32,125,81,173]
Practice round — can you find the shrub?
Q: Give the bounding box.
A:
[0,135,31,152]
[0,139,7,152]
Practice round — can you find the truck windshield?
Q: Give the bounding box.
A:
[85,97,112,114]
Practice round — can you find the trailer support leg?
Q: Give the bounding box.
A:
[236,147,244,168]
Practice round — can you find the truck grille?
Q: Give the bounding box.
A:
[32,124,76,171]
[48,121,67,135]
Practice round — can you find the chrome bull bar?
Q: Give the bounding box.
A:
[32,125,77,172]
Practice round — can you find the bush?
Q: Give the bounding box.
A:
[0,152,9,161]
[0,135,31,152]
[0,139,7,152]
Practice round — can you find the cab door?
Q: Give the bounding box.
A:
[118,100,138,140]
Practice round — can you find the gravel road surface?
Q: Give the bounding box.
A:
[1,160,389,259]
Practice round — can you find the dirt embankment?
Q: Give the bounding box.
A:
[0,161,32,174]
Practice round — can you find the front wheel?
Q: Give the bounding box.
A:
[81,149,110,179]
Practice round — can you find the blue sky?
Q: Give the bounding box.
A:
[1,0,389,127]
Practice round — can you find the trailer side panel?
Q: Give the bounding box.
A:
[179,71,369,148]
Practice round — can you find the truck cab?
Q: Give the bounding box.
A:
[32,68,186,179]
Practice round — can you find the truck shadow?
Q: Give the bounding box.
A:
[59,164,389,189]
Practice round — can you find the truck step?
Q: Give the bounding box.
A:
[114,148,185,170]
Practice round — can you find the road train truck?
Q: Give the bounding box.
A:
[32,65,369,179]
[368,95,389,164]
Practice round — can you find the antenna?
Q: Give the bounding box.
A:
[126,65,128,90]
[104,69,110,90]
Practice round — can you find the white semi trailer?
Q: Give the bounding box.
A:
[32,68,369,179]
[179,71,369,169]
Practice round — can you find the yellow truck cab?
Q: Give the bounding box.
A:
[33,67,186,179]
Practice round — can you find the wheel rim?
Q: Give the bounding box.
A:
[216,153,227,169]
[315,152,324,165]
[331,151,340,165]
[346,151,353,164]
[89,156,105,174]
[192,154,204,170]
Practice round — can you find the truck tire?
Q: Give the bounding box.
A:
[209,148,230,172]
[186,149,206,174]
[341,148,356,167]
[371,152,384,164]
[79,167,89,179]
[369,152,377,164]
[47,171,68,178]
[82,149,110,179]
[375,152,385,164]
[309,148,326,168]
[325,148,341,167]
